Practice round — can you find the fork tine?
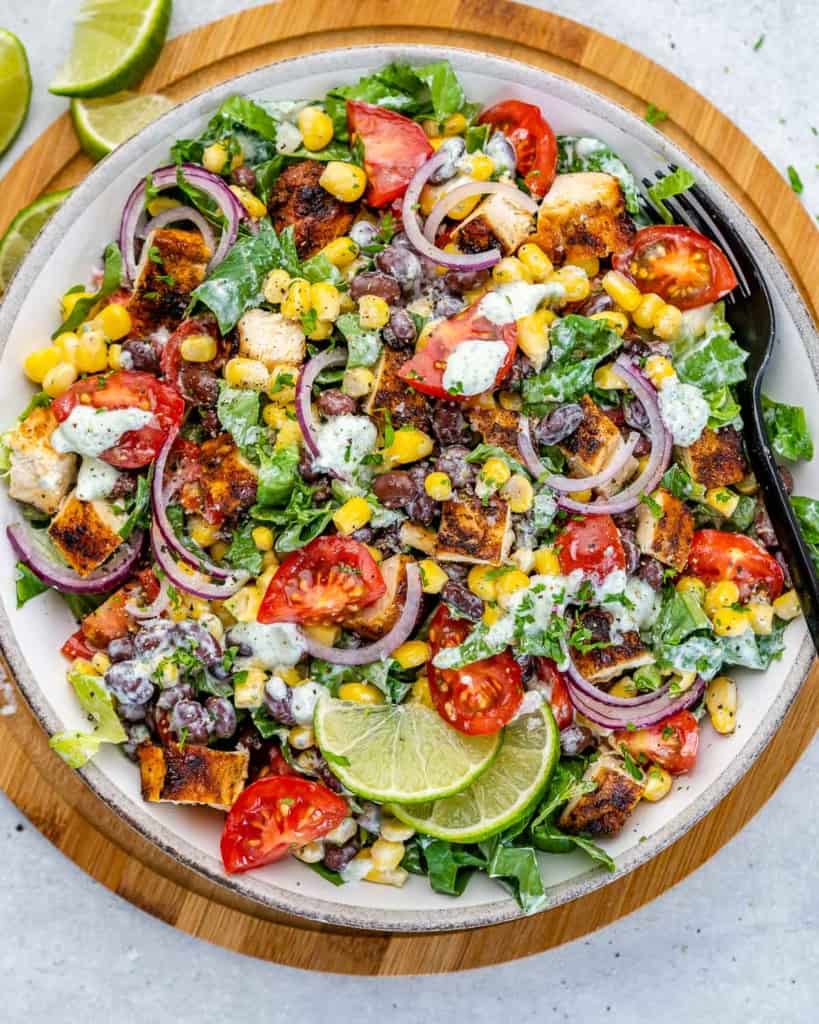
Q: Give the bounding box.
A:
[671,187,753,299]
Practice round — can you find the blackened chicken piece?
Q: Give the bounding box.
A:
[268,160,356,258]
[127,228,211,335]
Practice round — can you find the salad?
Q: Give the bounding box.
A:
[5,59,815,915]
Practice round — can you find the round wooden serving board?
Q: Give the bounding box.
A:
[0,0,817,975]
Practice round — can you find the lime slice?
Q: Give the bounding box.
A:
[50,0,172,98]
[0,31,32,156]
[390,703,559,843]
[0,189,73,296]
[71,91,175,160]
[314,696,501,804]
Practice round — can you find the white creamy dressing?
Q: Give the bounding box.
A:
[478,282,562,325]
[658,377,709,447]
[51,405,155,458]
[76,457,121,502]
[340,854,372,884]
[313,414,377,476]
[589,571,660,642]
[275,120,303,155]
[442,339,508,396]
[228,621,306,668]
[290,681,325,726]
[678,303,714,340]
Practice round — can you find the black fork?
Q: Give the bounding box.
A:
[643,167,819,651]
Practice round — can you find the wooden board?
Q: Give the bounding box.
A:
[0,0,816,974]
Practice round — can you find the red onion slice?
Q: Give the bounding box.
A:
[295,348,348,459]
[564,652,671,708]
[517,415,547,478]
[423,180,538,246]
[150,520,248,599]
[8,522,144,596]
[567,675,705,730]
[139,204,216,256]
[304,563,422,666]
[547,432,640,492]
[125,575,170,619]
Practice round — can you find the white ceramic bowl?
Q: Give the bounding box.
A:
[0,45,816,933]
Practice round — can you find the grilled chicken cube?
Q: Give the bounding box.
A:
[560,395,623,476]
[635,487,695,571]
[268,160,356,259]
[237,309,306,368]
[596,452,639,498]
[436,494,512,566]
[365,346,430,432]
[572,630,654,683]
[559,755,644,837]
[180,434,258,526]
[468,405,524,464]
[535,172,634,262]
[6,406,77,515]
[343,554,414,639]
[677,426,746,489]
[48,490,125,576]
[454,192,536,255]
[127,227,211,335]
[138,744,249,810]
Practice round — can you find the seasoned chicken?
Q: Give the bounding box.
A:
[343,554,414,639]
[127,227,211,335]
[436,494,512,566]
[138,743,249,809]
[48,491,125,576]
[560,395,623,477]
[237,309,306,368]
[268,160,356,259]
[366,346,431,432]
[635,487,695,571]
[572,630,654,683]
[180,434,258,526]
[535,172,634,262]
[559,755,644,836]
[454,192,535,255]
[468,405,524,464]
[678,426,746,489]
[6,406,76,515]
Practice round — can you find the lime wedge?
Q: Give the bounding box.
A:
[314,696,501,804]
[49,0,172,98]
[0,31,32,156]
[390,703,559,843]
[0,189,72,296]
[71,91,174,161]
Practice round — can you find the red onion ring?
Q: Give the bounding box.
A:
[304,563,422,665]
[295,348,348,459]
[150,520,248,599]
[125,575,170,619]
[401,152,502,271]
[564,652,671,708]
[138,204,216,256]
[567,674,705,730]
[8,523,144,595]
[423,181,538,246]
[517,416,548,478]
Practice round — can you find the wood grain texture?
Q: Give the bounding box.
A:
[0,0,816,974]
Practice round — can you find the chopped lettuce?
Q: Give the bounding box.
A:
[557,136,642,215]
[791,495,819,572]
[523,315,622,406]
[657,634,724,680]
[217,385,262,452]
[223,520,264,576]
[652,588,710,646]
[528,762,615,871]
[14,562,49,608]
[720,619,786,671]
[762,395,814,462]
[706,385,742,430]
[252,476,338,553]
[672,303,748,392]
[647,167,696,224]
[336,313,382,368]
[52,243,122,339]
[171,95,279,166]
[49,671,127,768]
[255,443,300,507]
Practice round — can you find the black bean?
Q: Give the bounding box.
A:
[179,363,220,405]
[349,221,378,248]
[505,351,535,390]
[372,471,417,508]
[169,700,212,744]
[773,550,793,589]
[637,556,665,590]
[427,137,466,184]
[405,465,436,525]
[230,165,257,191]
[435,445,474,489]
[206,696,237,739]
[486,131,516,174]
[117,701,147,723]
[351,525,374,545]
[534,403,584,446]
[576,291,614,317]
[441,581,482,621]
[444,268,489,296]
[298,450,324,483]
[753,504,778,549]
[382,308,417,351]
[431,401,472,446]
[434,294,465,318]
[156,683,195,711]
[105,663,154,705]
[560,723,596,757]
[612,511,637,532]
[376,245,422,293]
[618,527,641,575]
[370,522,404,557]
[122,338,159,374]
[317,388,356,417]
[263,680,297,726]
[315,754,344,793]
[349,271,401,305]
[108,636,135,663]
[323,836,361,872]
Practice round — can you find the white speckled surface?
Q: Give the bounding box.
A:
[0,0,817,1017]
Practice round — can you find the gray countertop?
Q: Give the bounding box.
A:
[0,2,817,1019]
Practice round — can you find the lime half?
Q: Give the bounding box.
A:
[50,0,172,98]
[72,92,175,161]
[390,703,559,843]
[0,31,32,156]
[0,189,72,296]
[314,696,501,805]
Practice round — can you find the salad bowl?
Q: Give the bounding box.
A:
[0,44,816,933]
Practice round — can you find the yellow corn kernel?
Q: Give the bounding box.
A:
[281,279,312,320]
[71,658,98,677]
[424,471,452,501]
[676,575,706,601]
[468,565,497,602]
[275,666,302,687]
[322,236,359,268]
[366,545,382,564]
[499,390,523,411]
[515,308,554,370]
[338,682,384,704]
[706,675,738,735]
[224,584,263,623]
[515,242,553,282]
[202,142,229,174]
[411,674,434,707]
[593,362,629,389]
[310,282,341,322]
[428,137,446,151]
[393,640,431,670]
[501,473,534,514]
[263,404,289,429]
[297,106,334,151]
[492,257,531,285]
[229,185,267,220]
[107,343,123,370]
[773,589,801,621]
[180,332,218,363]
[380,818,415,842]
[569,488,593,502]
[643,765,673,802]
[644,354,676,389]
[383,427,434,466]
[567,255,600,278]
[304,623,340,647]
[653,303,683,341]
[23,346,62,383]
[288,725,315,750]
[263,268,292,305]
[365,865,409,888]
[97,303,131,341]
[495,569,530,608]
[419,183,441,217]
[534,547,561,576]
[422,119,441,138]
[468,152,495,180]
[609,677,637,698]
[342,367,375,398]
[482,457,511,488]
[601,270,643,312]
[370,838,405,872]
[333,496,372,535]
[90,652,111,675]
[590,310,629,336]
[358,294,390,329]
[447,193,482,220]
[189,516,219,548]
[632,292,665,329]
[705,487,740,518]
[75,326,109,373]
[293,840,325,864]
[307,319,333,342]
[482,603,503,626]
[210,540,229,562]
[704,579,740,615]
[747,601,774,636]
[60,290,93,320]
[442,111,468,136]
[672,670,697,693]
[548,265,590,302]
[320,161,367,202]
[275,420,302,449]
[232,666,267,708]
[398,522,437,554]
[251,526,274,552]
[712,607,750,638]
[54,331,80,365]
[224,356,269,391]
[418,559,448,594]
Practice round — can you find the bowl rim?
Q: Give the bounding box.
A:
[0,42,816,934]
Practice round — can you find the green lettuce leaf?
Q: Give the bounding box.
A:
[52,243,123,339]
[49,671,127,768]
[336,313,382,368]
[652,587,710,645]
[672,303,748,391]
[523,315,622,406]
[14,562,49,608]
[790,495,819,572]
[217,385,261,452]
[647,167,696,224]
[762,395,814,462]
[255,443,299,507]
[223,520,264,576]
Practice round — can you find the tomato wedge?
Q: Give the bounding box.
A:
[427,605,523,735]
[61,629,97,661]
[612,225,738,310]
[53,370,184,469]
[614,710,699,775]
[397,302,517,400]
[258,536,386,625]
[347,100,433,208]
[220,776,348,874]
[534,658,573,730]
[687,529,784,601]
[478,99,557,198]
[161,317,219,385]
[555,514,626,583]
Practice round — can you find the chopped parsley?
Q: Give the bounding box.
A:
[787,165,804,194]
[645,103,668,126]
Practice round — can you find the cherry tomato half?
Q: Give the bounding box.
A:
[427,604,523,735]
[687,529,784,601]
[160,317,220,386]
[612,225,738,310]
[60,629,97,661]
[258,536,386,625]
[53,370,184,469]
[614,710,699,775]
[220,776,348,874]
[555,514,626,583]
[397,302,517,400]
[347,100,433,208]
[534,658,574,730]
[477,99,557,198]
